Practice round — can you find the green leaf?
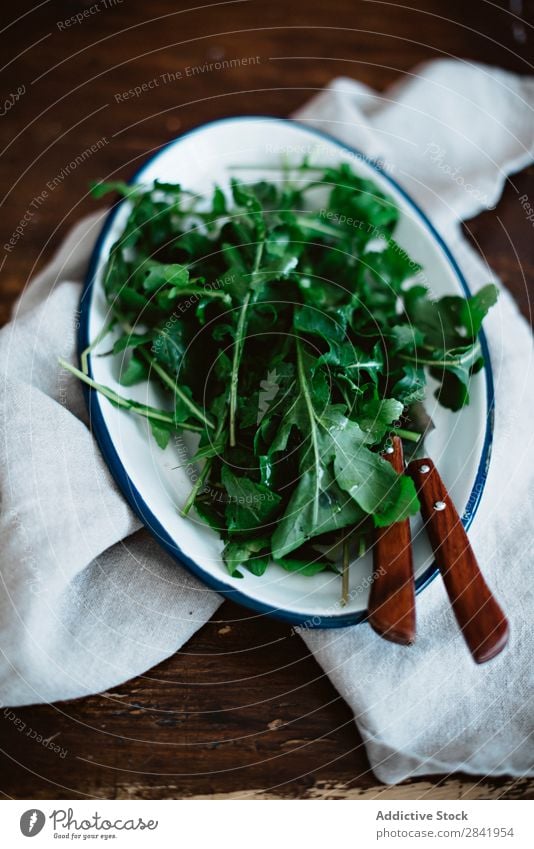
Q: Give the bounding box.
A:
[150,420,172,450]
[325,163,399,234]
[391,365,426,405]
[432,367,471,411]
[112,331,153,354]
[223,537,270,577]
[357,397,404,443]
[118,352,149,386]
[388,324,425,353]
[372,474,421,527]
[333,433,420,526]
[212,185,227,216]
[139,261,190,295]
[151,323,187,373]
[275,555,331,576]
[271,469,362,559]
[174,385,196,424]
[363,239,421,292]
[443,284,499,338]
[270,350,365,558]
[221,466,281,533]
[405,284,498,349]
[90,180,140,199]
[293,304,346,343]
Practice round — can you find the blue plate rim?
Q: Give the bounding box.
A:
[78,114,494,629]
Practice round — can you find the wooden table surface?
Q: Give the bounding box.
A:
[1,0,533,800]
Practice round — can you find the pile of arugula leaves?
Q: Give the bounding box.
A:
[64,161,497,590]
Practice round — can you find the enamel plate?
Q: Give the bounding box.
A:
[80,116,493,627]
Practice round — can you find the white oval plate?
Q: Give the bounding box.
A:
[80,116,493,627]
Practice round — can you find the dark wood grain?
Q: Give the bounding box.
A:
[1,0,533,800]
[407,458,509,664]
[369,437,416,645]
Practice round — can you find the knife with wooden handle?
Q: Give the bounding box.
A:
[368,436,416,645]
[407,457,509,664]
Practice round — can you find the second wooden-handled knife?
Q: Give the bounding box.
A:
[367,433,509,663]
[407,457,509,664]
[368,436,416,645]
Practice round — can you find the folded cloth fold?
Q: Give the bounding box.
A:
[1,59,533,783]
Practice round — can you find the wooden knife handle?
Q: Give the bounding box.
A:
[368,437,416,645]
[407,457,509,664]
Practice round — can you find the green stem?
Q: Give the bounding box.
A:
[114,315,215,430]
[180,459,214,517]
[164,286,230,302]
[294,215,342,239]
[58,358,203,433]
[81,319,115,375]
[181,415,227,516]
[138,347,214,430]
[345,360,382,372]
[392,427,421,443]
[399,341,481,369]
[296,337,321,527]
[228,239,264,447]
[229,291,251,447]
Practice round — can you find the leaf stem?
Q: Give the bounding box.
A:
[296,337,321,527]
[114,314,215,430]
[58,358,203,432]
[181,415,227,516]
[399,341,481,369]
[81,319,115,375]
[228,239,264,447]
[294,215,342,239]
[392,427,421,443]
[229,291,251,447]
[180,458,214,517]
[137,347,214,430]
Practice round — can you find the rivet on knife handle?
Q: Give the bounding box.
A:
[407,458,509,664]
[368,437,416,645]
